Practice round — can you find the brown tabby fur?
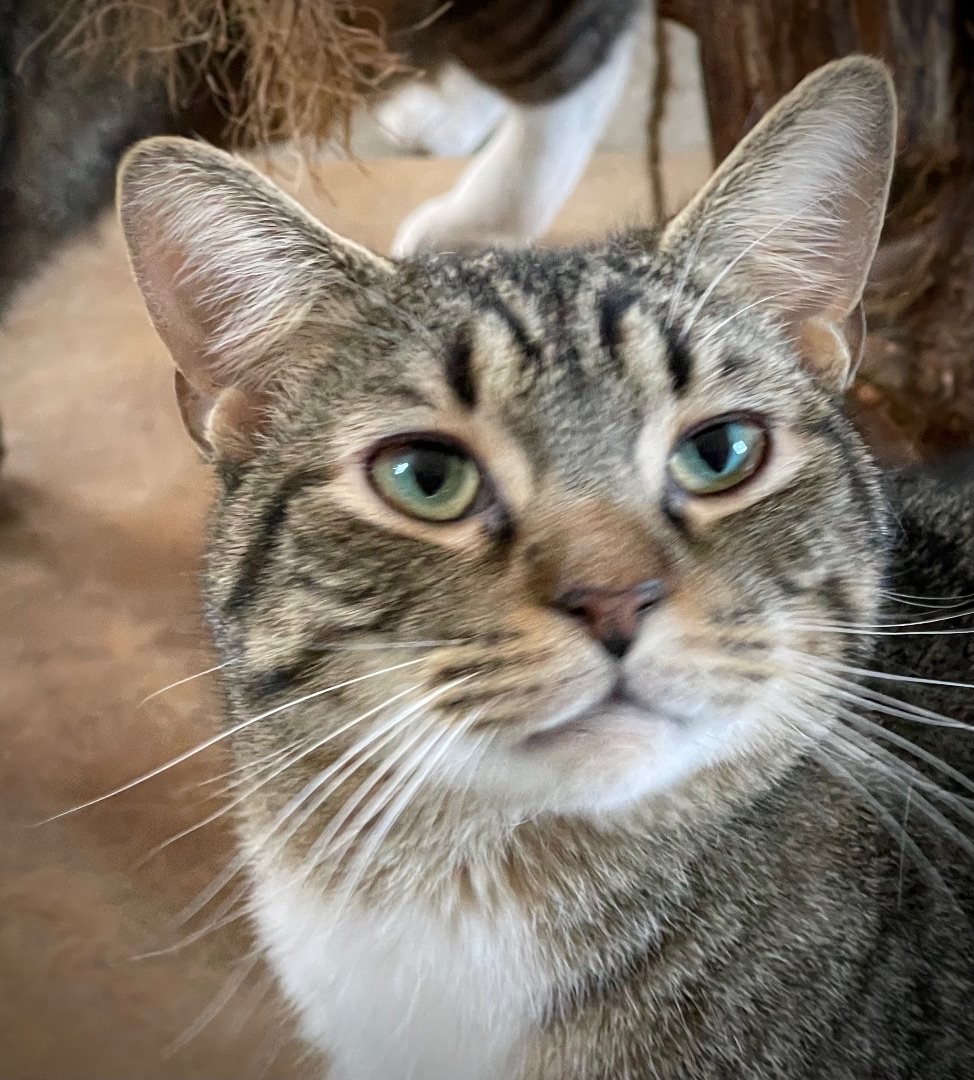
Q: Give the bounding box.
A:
[118,57,974,1078]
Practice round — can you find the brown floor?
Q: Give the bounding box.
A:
[0,151,710,1080]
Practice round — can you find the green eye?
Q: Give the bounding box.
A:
[370,439,482,522]
[668,417,768,495]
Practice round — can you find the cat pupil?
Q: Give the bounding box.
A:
[694,427,733,473]
[408,450,449,496]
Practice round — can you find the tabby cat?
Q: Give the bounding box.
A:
[118,57,974,1079]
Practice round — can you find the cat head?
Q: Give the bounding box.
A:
[119,58,895,830]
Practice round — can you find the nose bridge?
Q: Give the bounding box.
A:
[544,498,668,593]
[527,496,670,659]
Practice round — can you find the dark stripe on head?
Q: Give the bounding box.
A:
[486,294,541,367]
[222,472,321,616]
[662,322,693,395]
[720,353,748,378]
[598,289,638,365]
[445,328,477,408]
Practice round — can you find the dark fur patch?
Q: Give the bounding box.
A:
[445,329,477,408]
[598,289,637,365]
[662,323,693,395]
[222,472,320,615]
[485,294,542,367]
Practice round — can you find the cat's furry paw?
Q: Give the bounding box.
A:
[376,69,505,158]
[391,191,532,256]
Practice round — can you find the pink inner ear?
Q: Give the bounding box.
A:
[131,227,216,392]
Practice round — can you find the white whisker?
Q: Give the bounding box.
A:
[138,662,230,706]
[171,683,431,928]
[290,704,459,890]
[319,712,480,901]
[164,950,261,1057]
[793,622,974,639]
[805,741,950,899]
[197,740,304,793]
[799,605,974,631]
[310,639,471,651]
[822,725,974,862]
[34,657,426,825]
[816,657,974,695]
[128,884,253,961]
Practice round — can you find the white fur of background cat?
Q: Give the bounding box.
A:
[378,29,638,255]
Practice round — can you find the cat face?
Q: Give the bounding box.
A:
[119,59,895,830]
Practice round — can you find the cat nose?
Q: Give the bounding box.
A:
[554,580,666,659]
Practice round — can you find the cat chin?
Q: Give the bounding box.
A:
[459,701,775,818]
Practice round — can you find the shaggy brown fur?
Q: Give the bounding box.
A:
[58,0,405,148]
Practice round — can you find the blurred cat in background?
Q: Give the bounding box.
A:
[0,0,638,468]
[0,0,639,315]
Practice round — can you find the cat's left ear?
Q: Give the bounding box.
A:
[661,56,897,390]
[117,136,394,461]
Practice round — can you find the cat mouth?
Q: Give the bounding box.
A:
[521,682,656,750]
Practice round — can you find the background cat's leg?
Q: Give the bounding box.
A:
[391,29,636,257]
[376,64,507,158]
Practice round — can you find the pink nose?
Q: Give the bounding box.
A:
[553,580,667,658]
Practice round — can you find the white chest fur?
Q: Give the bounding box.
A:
[253,875,549,1080]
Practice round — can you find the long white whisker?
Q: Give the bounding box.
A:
[830,714,974,814]
[128,884,253,961]
[805,741,950,899]
[142,682,432,869]
[309,639,471,651]
[197,740,304,793]
[881,589,974,605]
[134,738,319,869]
[322,712,481,901]
[138,662,230,706]
[823,725,974,862]
[309,721,450,893]
[164,951,261,1057]
[171,683,431,928]
[260,678,473,864]
[800,606,974,631]
[35,657,426,824]
[790,661,973,732]
[793,622,974,639]
[879,591,974,610]
[290,702,460,890]
[816,657,974,695]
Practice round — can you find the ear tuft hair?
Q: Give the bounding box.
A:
[662,57,897,388]
[118,137,392,458]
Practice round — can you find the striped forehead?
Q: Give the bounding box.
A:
[454,272,735,418]
[402,247,801,483]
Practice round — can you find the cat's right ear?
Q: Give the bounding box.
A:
[117,137,393,461]
[660,57,896,391]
